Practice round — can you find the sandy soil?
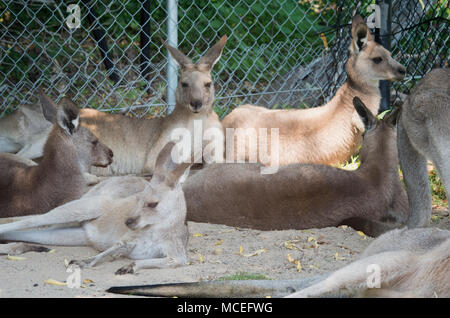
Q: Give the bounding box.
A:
[0,209,448,298]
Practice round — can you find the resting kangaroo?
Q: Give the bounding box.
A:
[0,91,113,217]
[397,68,450,228]
[286,227,450,298]
[0,101,52,159]
[183,97,409,237]
[80,36,227,176]
[107,228,450,298]
[222,15,406,166]
[0,142,192,274]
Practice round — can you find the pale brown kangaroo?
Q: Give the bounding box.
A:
[0,142,192,275]
[221,15,406,167]
[0,91,113,217]
[80,36,227,176]
[397,68,450,228]
[183,97,409,237]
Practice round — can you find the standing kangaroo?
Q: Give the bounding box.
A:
[0,142,192,274]
[183,97,409,237]
[0,91,113,217]
[221,15,406,166]
[108,227,449,298]
[80,36,227,176]
[397,68,450,228]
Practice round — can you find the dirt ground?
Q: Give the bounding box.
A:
[0,208,448,298]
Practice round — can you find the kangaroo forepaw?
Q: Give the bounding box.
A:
[115,262,136,275]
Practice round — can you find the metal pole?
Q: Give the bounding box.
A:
[377,0,392,113]
[140,0,151,82]
[82,0,120,84]
[166,0,178,114]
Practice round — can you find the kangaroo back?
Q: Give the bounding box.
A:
[184,97,408,236]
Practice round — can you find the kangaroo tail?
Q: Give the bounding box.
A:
[107,275,328,298]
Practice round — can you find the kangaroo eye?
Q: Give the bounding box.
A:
[91,140,98,146]
[181,82,189,88]
[204,82,212,88]
[147,202,158,209]
[372,57,382,64]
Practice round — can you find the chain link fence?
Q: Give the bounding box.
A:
[0,0,448,119]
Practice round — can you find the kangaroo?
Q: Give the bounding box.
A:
[0,91,113,218]
[286,227,450,298]
[183,97,409,237]
[107,228,450,298]
[0,142,192,274]
[79,36,227,176]
[397,68,450,228]
[0,102,52,159]
[221,15,406,167]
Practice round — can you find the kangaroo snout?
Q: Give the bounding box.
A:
[190,100,203,112]
[94,146,114,168]
[395,65,406,79]
[107,148,114,163]
[125,216,139,230]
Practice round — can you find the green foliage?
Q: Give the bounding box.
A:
[0,1,336,88]
[429,168,447,208]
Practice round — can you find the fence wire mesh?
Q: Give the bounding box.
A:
[0,0,448,119]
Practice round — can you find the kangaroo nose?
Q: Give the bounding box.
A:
[190,100,203,111]
[125,217,138,230]
[397,66,406,76]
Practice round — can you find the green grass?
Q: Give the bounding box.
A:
[217,271,270,281]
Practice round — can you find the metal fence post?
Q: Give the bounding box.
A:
[166,0,178,114]
[377,0,392,112]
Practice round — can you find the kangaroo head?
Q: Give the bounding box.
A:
[164,35,227,114]
[348,15,406,87]
[353,96,400,162]
[126,141,192,231]
[38,91,113,169]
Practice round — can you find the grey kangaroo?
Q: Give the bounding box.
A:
[0,101,52,159]
[397,68,450,228]
[0,91,113,218]
[183,97,409,237]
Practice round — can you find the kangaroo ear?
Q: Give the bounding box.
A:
[37,89,58,123]
[153,142,193,188]
[384,105,401,126]
[163,42,194,69]
[57,101,80,135]
[351,15,373,54]
[197,35,227,70]
[353,97,377,131]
